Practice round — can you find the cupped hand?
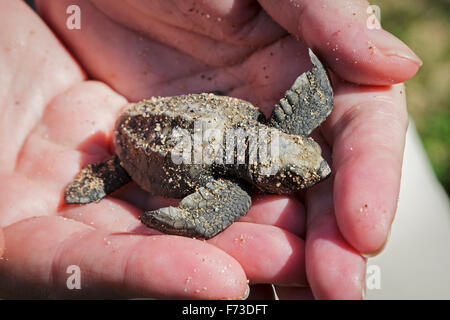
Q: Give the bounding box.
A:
[0,0,418,299]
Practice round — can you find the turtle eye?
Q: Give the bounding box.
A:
[317,160,331,178]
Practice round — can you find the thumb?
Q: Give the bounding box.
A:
[258,0,422,85]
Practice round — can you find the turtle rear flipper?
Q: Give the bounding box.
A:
[139,178,251,239]
[268,49,334,136]
[64,155,131,204]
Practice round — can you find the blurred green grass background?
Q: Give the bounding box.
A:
[372,0,450,195]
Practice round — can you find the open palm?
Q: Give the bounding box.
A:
[0,0,420,299]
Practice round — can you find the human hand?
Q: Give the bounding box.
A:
[0,0,297,299]
[0,0,419,299]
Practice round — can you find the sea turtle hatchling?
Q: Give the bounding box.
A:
[64,49,334,239]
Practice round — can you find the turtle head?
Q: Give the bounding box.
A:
[252,133,331,194]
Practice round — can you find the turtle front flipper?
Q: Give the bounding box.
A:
[64,155,131,204]
[268,49,334,136]
[139,179,251,239]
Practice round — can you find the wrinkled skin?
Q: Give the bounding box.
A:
[0,0,419,299]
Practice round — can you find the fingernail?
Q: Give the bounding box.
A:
[361,226,392,259]
[367,29,423,66]
[239,284,250,300]
[362,252,375,259]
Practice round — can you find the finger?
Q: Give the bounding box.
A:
[275,286,314,300]
[305,178,366,300]
[61,192,167,236]
[323,80,407,254]
[61,201,306,286]
[240,195,306,237]
[209,222,306,286]
[61,198,148,233]
[0,216,248,299]
[258,0,421,85]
